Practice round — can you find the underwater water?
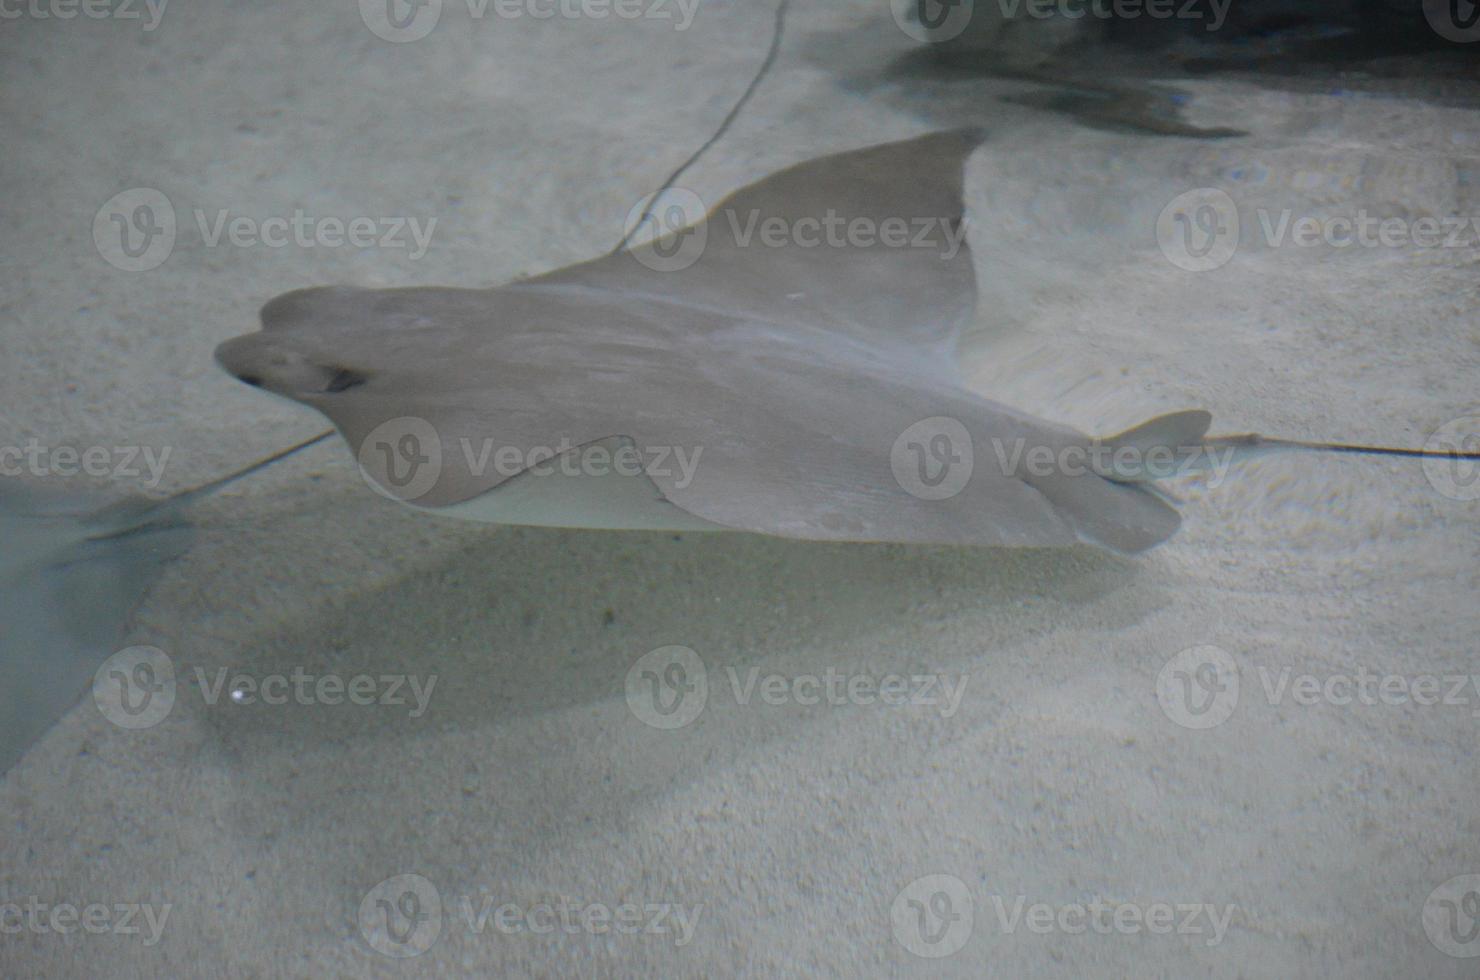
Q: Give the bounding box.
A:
[1,0,1478,975]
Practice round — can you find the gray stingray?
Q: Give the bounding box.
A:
[213,130,1475,554]
[7,130,1470,774]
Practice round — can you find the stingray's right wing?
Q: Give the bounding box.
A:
[620,337,1184,553]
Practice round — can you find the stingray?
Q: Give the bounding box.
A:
[214,129,1476,555]
[5,130,1472,774]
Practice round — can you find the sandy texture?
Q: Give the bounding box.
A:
[2,0,1478,976]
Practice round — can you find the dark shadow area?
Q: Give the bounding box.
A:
[808,0,1478,140]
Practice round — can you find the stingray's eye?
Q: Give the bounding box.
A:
[323,367,367,393]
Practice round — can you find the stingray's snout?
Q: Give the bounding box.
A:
[215,335,365,397]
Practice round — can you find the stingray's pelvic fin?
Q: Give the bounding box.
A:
[1084,410,1213,483]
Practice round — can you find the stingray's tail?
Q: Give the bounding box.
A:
[1201,432,1480,464]
[1091,410,1480,484]
[82,429,336,544]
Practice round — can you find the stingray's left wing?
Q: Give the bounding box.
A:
[531,129,987,377]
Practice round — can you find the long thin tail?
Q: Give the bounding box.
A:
[1204,432,1480,463]
[1097,411,1480,483]
[83,428,335,541]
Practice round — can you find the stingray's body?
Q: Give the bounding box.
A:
[217,130,1207,553]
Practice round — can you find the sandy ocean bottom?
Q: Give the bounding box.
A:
[2,0,1478,975]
